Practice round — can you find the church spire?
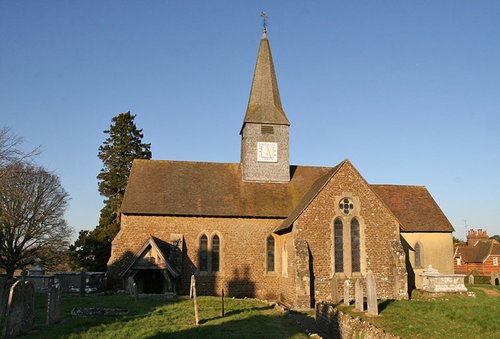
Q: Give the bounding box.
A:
[241,21,290,134]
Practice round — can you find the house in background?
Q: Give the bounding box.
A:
[454,229,500,281]
[108,28,455,307]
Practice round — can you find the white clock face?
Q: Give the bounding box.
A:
[257,142,278,162]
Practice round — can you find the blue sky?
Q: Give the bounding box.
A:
[1,1,499,241]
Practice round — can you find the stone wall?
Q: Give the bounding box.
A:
[109,215,282,300]
[293,161,407,303]
[316,302,400,339]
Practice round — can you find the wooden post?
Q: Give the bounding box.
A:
[221,288,225,317]
[191,275,199,325]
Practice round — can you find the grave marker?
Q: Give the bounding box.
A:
[343,280,350,306]
[366,271,378,316]
[354,279,364,311]
[46,283,62,325]
[3,280,35,338]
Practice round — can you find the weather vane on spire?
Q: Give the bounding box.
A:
[260,11,267,34]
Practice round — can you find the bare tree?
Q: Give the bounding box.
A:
[0,162,72,278]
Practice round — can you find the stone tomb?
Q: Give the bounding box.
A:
[421,265,467,293]
[3,280,35,338]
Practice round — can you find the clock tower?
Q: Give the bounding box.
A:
[240,29,290,182]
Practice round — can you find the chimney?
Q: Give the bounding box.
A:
[467,228,489,246]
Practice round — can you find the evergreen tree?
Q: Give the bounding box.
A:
[68,112,151,270]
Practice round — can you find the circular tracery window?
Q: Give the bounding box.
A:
[339,198,354,215]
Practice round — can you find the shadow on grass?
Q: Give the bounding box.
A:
[199,304,274,324]
[378,299,394,313]
[146,314,306,339]
[31,293,186,338]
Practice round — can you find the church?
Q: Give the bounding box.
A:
[108,28,455,308]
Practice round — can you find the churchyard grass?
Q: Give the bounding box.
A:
[29,294,309,338]
[338,285,500,338]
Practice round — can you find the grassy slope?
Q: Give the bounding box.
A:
[31,295,308,339]
[338,285,500,338]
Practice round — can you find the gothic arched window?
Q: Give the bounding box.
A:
[334,218,344,272]
[415,242,422,268]
[212,235,220,272]
[199,234,208,271]
[351,219,360,272]
[267,235,275,272]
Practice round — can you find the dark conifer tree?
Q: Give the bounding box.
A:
[68,112,151,270]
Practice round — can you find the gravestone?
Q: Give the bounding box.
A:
[3,280,35,338]
[354,279,364,311]
[468,274,474,285]
[331,276,339,303]
[343,280,350,306]
[366,270,378,316]
[133,282,139,301]
[0,277,12,320]
[46,283,62,325]
[127,276,135,295]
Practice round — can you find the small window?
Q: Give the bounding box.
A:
[282,241,288,276]
[339,198,354,215]
[261,125,274,134]
[212,235,220,272]
[351,219,360,272]
[456,257,461,266]
[267,235,275,272]
[334,218,343,272]
[415,242,422,268]
[493,257,498,266]
[199,234,208,271]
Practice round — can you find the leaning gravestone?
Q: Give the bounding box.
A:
[3,280,35,338]
[343,280,350,306]
[127,276,135,296]
[366,270,378,316]
[354,279,364,311]
[46,283,62,325]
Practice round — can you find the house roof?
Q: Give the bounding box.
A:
[455,239,500,263]
[121,159,332,218]
[371,185,454,232]
[241,33,290,132]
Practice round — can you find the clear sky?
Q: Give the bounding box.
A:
[1,1,499,241]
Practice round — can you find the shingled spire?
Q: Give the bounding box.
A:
[241,28,290,132]
[240,23,291,183]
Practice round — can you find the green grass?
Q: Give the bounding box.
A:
[29,294,309,338]
[338,285,500,338]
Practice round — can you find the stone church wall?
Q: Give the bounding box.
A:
[109,215,283,300]
[292,162,407,303]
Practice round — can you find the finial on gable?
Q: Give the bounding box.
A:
[260,11,267,38]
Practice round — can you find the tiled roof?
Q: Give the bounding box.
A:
[455,239,499,263]
[122,160,454,234]
[121,160,332,218]
[371,185,454,232]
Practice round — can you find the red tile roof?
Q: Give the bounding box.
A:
[371,185,454,232]
[121,159,454,233]
[455,239,500,263]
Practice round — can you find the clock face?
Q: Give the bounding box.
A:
[257,142,278,162]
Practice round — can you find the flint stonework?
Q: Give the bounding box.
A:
[331,276,339,303]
